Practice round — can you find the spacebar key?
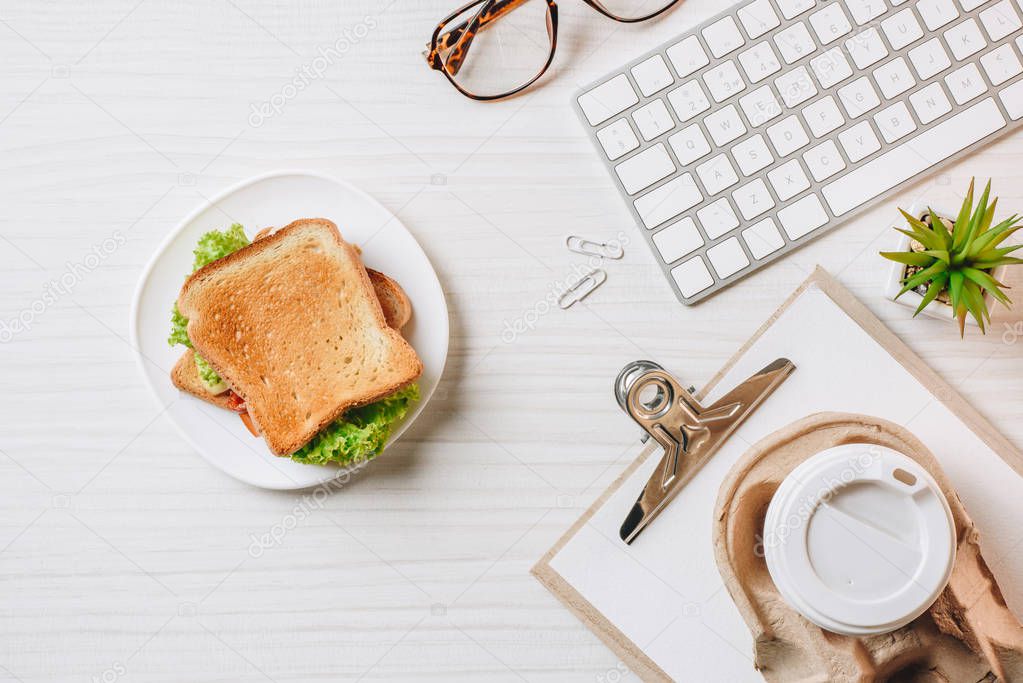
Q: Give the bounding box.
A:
[822,98,1006,216]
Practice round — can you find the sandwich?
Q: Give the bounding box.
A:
[167,219,423,466]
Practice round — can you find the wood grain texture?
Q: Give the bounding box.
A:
[0,1,1021,681]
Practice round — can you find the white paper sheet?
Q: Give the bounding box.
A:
[549,286,1023,682]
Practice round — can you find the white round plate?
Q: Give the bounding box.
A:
[129,170,449,490]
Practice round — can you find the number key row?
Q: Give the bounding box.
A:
[581,0,1022,129]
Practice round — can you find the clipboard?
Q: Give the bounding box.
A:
[532,268,1023,682]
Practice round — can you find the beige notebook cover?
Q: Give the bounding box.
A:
[532,268,1023,682]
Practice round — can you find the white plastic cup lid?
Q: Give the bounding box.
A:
[762,444,956,636]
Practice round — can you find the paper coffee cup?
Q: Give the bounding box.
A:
[762,444,956,636]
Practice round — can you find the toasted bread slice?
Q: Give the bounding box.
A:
[171,352,238,410]
[177,218,423,455]
[367,269,412,329]
[255,227,411,330]
[171,269,413,407]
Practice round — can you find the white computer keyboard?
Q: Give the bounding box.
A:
[575,0,1023,304]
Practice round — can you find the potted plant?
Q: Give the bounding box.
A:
[881,179,1023,337]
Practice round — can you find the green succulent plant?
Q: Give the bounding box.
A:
[881,179,1023,336]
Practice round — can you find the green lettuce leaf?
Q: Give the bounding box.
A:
[193,223,250,270]
[194,353,227,393]
[168,303,191,348]
[290,384,420,466]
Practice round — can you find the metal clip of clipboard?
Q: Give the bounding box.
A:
[614,358,796,544]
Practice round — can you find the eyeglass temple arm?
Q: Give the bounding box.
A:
[429,0,531,75]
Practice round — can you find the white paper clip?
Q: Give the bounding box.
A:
[558,268,607,309]
[565,235,624,260]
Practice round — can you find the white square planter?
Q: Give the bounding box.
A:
[882,202,980,327]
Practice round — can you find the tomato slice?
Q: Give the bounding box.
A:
[238,410,260,437]
[225,390,246,413]
[222,390,258,436]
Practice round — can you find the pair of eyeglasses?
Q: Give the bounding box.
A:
[425,0,681,101]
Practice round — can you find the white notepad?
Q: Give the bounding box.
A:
[533,269,1023,682]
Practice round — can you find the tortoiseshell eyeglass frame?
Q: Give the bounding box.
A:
[426,0,681,101]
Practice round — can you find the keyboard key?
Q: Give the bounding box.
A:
[775,22,817,63]
[768,158,812,199]
[945,63,987,104]
[652,218,704,262]
[803,96,846,137]
[982,44,1023,85]
[631,55,674,96]
[615,144,675,194]
[703,61,746,102]
[707,237,751,278]
[882,9,924,50]
[810,48,853,88]
[874,101,917,142]
[742,217,786,259]
[910,82,953,123]
[705,104,747,146]
[838,120,882,161]
[802,140,846,181]
[697,198,740,238]
[596,118,639,160]
[845,28,889,70]
[666,36,710,78]
[738,0,781,38]
[578,75,638,126]
[667,80,711,121]
[732,134,774,175]
[822,98,1006,216]
[999,79,1023,118]
[776,0,815,20]
[778,194,830,239]
[632,99,675,140]
[944,19,987,61]
[732,178,776,219]
[767,115,811,156]
[980,1,1022,40]
[960,0,988,8]
[776,66,818,107]
[696,153,740,194]
[671,256,715,297]
[917,0,959,30]
[837,77,881,117]
[703,16,746,58]
[635,174,703,228]
[809,4,852,44]
[874,57,916,99]
[668,124,712,164]
[738,42,782,83]
[908,39,952,80]
[845,0,887,25]
[739,85,784,126]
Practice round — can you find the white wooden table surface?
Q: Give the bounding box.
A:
[1,1,1021,681]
